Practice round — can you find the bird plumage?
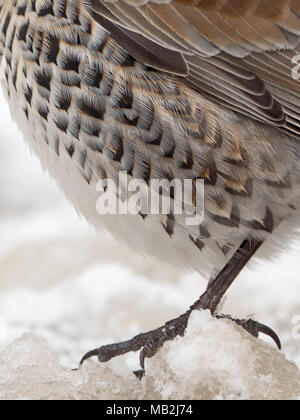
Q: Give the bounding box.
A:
[88,0,300,136]
[0,0,300,279]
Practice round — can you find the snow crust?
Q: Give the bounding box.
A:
[0,312,299,400]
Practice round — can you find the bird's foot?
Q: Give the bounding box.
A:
[79,310,281,379]
[216,314,282,350]
[80,311,190,379]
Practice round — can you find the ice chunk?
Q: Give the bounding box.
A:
[146,311,300,400]
[0,311,299,400]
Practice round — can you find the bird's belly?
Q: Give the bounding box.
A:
[4,79,300,279]
[3,86,226,276]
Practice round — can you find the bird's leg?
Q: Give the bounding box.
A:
[80,238,281,378]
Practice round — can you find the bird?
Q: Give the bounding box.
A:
[1,0,300,378]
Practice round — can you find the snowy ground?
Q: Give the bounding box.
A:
[0,91,300,400]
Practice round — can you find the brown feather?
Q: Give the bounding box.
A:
[86,0,300,137]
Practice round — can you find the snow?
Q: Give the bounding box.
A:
[0,91,300,400]
[0,313,299,400]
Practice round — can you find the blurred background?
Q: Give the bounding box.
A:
[0,89,299,372]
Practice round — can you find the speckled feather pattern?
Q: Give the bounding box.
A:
[0,0,300,278]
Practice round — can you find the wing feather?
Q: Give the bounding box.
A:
[86,0,300,137]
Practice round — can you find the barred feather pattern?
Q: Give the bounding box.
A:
[0,0,300,276]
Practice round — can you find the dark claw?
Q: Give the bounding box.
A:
[256,322,282,350]
[80,348,100,366]
[217,315,282,351]
[133,369,145,380]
